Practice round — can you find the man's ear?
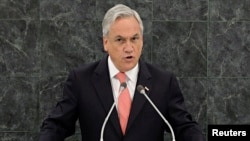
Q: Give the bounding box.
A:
[103,36,108,52]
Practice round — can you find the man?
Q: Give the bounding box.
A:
[39,4,205,141]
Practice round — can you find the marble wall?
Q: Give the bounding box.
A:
[0,0,249,141]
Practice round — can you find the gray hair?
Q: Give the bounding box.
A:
[102,4,144,37]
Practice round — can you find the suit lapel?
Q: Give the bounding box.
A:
[91,57,153,136]
[91,56,123,136]
[126,60,152,133]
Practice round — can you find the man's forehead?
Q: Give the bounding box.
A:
[114,33,140,38]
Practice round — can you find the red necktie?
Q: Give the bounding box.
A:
[116,72,131,134]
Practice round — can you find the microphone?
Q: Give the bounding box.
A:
[137,85,176,141]
[100,82,127,141]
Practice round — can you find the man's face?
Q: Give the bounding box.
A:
[103,16,143,72]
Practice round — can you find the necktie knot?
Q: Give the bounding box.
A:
[116,72,126,83]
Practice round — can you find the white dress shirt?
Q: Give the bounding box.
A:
[108,56,139,108]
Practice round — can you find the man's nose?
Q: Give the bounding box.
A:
[124,41,133,52]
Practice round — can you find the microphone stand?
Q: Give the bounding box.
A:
[137,85,176,141]
[100,103,116,141]
[100,82,127,141]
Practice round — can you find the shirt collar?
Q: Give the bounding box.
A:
[108,56,139,82]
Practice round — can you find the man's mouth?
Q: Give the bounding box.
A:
[126,56,133,59]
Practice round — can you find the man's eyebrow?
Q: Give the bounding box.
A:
[114,33,141,39]
[114,35,123,38]
[134,33,140,36]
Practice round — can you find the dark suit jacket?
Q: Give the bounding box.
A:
[39,56,205,141]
